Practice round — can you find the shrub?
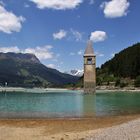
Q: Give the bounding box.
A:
[135,76,140,87]
[115,78,121,86]
[120,82,128,88]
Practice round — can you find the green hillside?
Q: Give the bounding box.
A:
[97,43,140,87]
[101,43,140,78]
[0,53,79,87]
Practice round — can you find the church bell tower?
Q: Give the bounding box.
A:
[84,40,96,94]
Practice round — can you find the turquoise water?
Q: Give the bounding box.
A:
[0,91,140,118]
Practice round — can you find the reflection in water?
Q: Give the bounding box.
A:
[0,91,140,118]
[83,94,96,117]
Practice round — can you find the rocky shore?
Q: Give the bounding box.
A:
[86,118,140,140]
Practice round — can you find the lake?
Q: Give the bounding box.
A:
[0,90,140,118]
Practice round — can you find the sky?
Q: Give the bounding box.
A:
[0,0,140,72]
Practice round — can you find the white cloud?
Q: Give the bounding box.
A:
[98,53,104,57]
[0,46,20,53]
[70,52,75,56]
[24,3,30,8]
[0,45,54,60]
[95,51,104,57]
[30,0,83,10]
[24,45,53,60]
[53,29,83,42]
[70,50,84,56]
[89,0,95,5]
[52,53,60,62]
[53,30,67,40]
[47,64,55,68]
[111,53,115,57]
[78,50,83,55]
[70,29,82,41]
[101,0,130,18]
[0,5,25,34]
[90,31,107,42]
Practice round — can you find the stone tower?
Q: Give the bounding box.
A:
[84,40,96,94]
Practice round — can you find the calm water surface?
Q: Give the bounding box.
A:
[0,90,140,118]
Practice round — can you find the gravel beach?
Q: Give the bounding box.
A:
[86,118,140,140]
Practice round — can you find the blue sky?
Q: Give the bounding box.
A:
[0,0,140,72]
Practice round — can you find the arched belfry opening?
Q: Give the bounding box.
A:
[83,40,96,94]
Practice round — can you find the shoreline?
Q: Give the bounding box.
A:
[0,87,140,93]
[0,114,140,140]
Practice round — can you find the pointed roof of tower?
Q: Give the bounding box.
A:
[84,40,95,57]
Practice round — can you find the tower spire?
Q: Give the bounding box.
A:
[84,40,94,57]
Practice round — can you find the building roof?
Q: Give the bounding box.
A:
[84,40,95,57]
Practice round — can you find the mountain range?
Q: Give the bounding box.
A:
[0,43,140,88]
[0,52,79,87]
[65,69,84,77]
